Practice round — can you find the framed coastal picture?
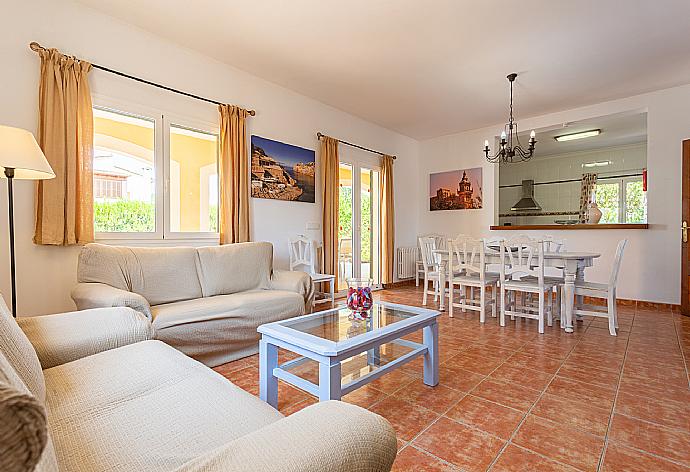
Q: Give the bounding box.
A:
[429,167,483,211]
[250,135,316,203]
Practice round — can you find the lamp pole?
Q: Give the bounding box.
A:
[5,167,16,317]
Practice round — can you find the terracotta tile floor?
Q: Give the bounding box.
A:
[212,285,690,472]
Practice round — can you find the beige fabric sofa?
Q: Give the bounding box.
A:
[0,296,397,472]
[72,242,314,366]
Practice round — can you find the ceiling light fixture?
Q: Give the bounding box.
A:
[554,129,601,142]
[582,160,611,168]
[484,73,536,163]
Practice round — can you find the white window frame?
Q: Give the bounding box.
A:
[596,175,646,224]
[93,97,220,245]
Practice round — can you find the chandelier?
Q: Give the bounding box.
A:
[484,73,536,163]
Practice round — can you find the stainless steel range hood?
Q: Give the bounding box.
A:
[511,180,542,211]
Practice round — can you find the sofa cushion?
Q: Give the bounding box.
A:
[151,290,305,367]
[0,295,46,403]
[44,340,283,472]
[78,244,203,306]
[196,242,273,297]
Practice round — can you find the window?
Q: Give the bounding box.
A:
[595,176,646,224]
[93,106,219,240]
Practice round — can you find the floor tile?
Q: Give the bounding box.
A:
[392,446,455,472]
[368,369,416,394]
[369,396,440,441]
[445,394,524,439]
[615,392,690,431]
[556,362,620,390]
[601,443,689,472]
[609,414,690,466]
[489,364,554,391]
[438,365,486,392]
[546,376,616,409]
[513,415,605,471]
[413,416,505,471]
[342,384,388,409]
[491,444,579,472]
[470,378,542,412]
[393,381,465,414]
[531,393,611,437]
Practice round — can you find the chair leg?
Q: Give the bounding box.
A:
[415,266,420,287]
[612,288,619,329]
[607,291,617,336]
[422,274,428,306]
[491,284,497,318]
[461,285,467,313]
[500,285,506,327]
[479,285,486,323]
[559,286,565,326]
[538,291,545,334]
[449,282,454,318]
[547,290,553,327]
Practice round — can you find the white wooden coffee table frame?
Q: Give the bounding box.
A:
[257,301,441,408]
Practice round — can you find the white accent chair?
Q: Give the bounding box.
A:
[500,236,558,334]
[447,235,499,322]
[572,239,628,336]
[418,236,443,306]
[289,236,335,305]
[416,233,446,286]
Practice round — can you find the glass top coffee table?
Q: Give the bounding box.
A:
[257,301,441,407]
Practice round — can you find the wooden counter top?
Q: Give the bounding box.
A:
[490,224,649,230]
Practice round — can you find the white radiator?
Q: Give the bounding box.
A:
[397,246,419,279]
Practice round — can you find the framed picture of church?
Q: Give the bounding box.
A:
[429,167,483,211]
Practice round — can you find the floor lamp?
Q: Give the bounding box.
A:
[0,126,55,317]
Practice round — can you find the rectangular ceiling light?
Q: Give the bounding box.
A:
[554,129,601,142]
[582,160,611,168]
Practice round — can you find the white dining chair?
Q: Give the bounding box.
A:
[500,236,558,334]
[448,235,499,322]
[289,236,336,305]
[572,239,628,336]
[416,233,446,286]
[418,236,442,306]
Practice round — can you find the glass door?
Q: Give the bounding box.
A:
[337,162,381,292]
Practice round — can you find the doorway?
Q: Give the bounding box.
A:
[682,140,690,316]
[337,162,381,292]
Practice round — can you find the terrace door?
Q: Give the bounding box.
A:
[338,162,382,293]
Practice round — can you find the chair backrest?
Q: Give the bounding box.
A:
[418,237,439,269]
[543,235,566,253]
[289,236,317,273]
[448,235,486,279]
[419,233,447,250]
[500,235,545,282]
[609,239,628,288]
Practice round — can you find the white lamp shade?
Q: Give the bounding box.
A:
[0,125,55,180]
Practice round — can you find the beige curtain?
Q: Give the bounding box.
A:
[380,155,395,285]
[320,136,339,291]
[33,48,94,245]
[578,173,598,223]
[218,104,250,244]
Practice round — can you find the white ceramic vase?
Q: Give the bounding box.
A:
[587,202,602,224]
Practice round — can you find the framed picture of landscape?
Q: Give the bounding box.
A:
[250,135,316,203]
[429,167,483,211]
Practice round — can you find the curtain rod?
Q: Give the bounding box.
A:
[317,132,396,159]
[29,42,255,116]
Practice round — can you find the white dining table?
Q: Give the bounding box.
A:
[432,249,600,333]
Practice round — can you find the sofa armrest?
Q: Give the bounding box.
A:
[270,270,315,313]
[71,282,152,320]
[173,401,396,472]
[17,307,153,369]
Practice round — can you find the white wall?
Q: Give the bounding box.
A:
[419,84,690,305]
[0,0,420,315]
